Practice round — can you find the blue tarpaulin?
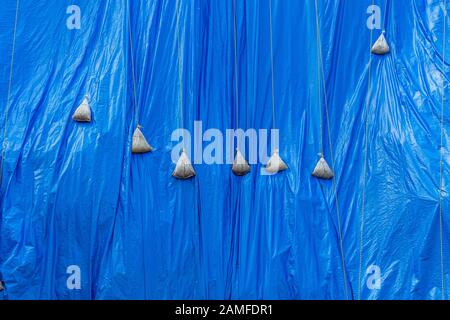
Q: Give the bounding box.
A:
[0,0,449,300]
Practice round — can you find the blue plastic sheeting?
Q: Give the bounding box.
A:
[0,0,449,300]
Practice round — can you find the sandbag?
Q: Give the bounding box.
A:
[132,126,153,154]
[172,149,196,179]
[312,154,334,180]
[371,31,390,55]
[0,280,4,292]
[232,149,250,176]
[72,96,92,122]
[265,149,288,174]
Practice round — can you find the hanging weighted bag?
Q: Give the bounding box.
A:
[371,31,390,55]
[172,149,196,179]
[232,149,250,176]
[312,153,334,180]
[72,96,92,122]
[265,149,288,174]
[132,126,153,154]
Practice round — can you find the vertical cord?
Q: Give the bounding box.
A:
[314,0,349,300]
[314,0,323,155]
[269,0,276,130]
[359,0,375,302]
[176,0,185,140]
[439,0,447,301]
[0,0,20,189]
[232,0,240,129]
[128,0,140,127]
[232,0,241,290]
[382,0,390,31]
[128,1,148,296]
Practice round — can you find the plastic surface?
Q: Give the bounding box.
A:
[0,0,449,300]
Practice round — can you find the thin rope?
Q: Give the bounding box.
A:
[314,0,349,300]
[176,0,185,137]
[0,0,20,190]
[232,0,240,129]
[269,0,276,130]
[439,0,447,301]
[359,0,376,301]
[127,1,140,126]
[314,0,324,155]
[382,0,390,31]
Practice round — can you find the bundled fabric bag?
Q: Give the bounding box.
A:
[132,126,153,154]
[232,149,250,176]
[312,153,334,180]
[72,96,92,122]
[265,149,288,174]
[371,31,390,55]
[172,149,196,179]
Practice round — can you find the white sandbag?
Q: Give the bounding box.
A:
[265,149,288,174]
[312,154,334,180]
[232,149,250,176]
[0,280,4,291]
[172,149,196,179]
[132,126,153,154]
[72,96,92,122]
[371,31,390,55]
